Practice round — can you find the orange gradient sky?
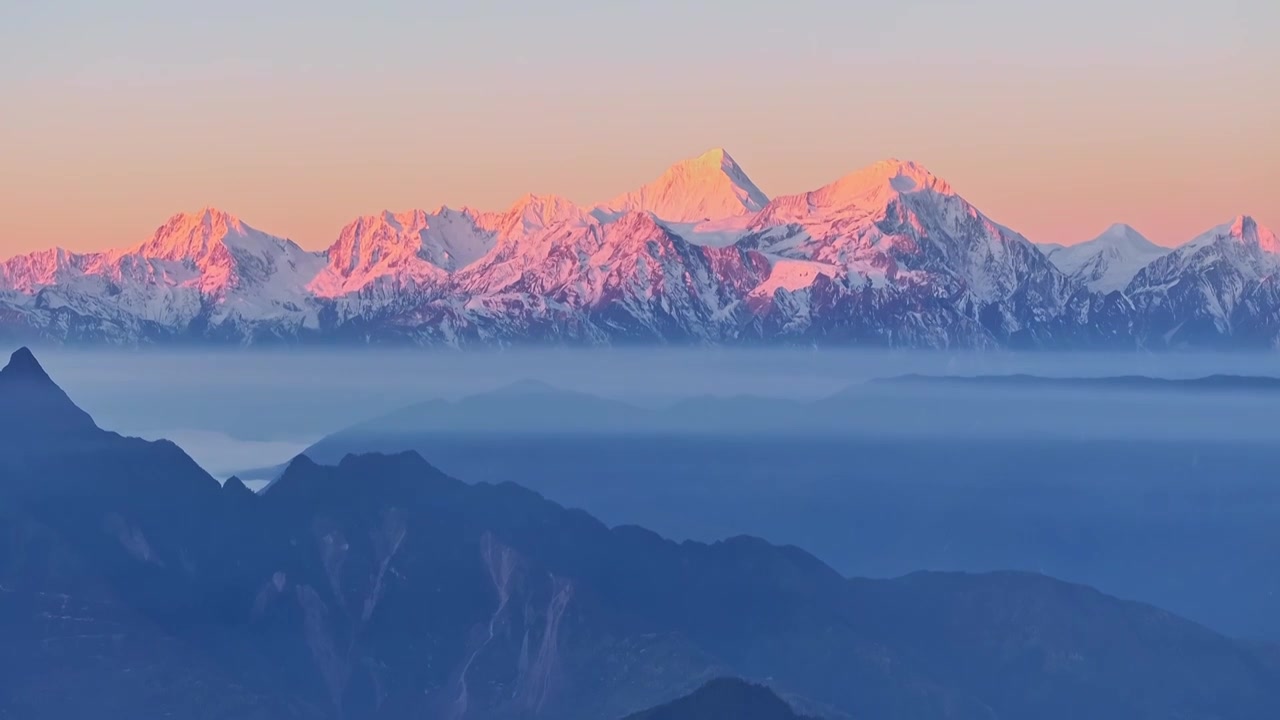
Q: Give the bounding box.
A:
[2,0,1277,255]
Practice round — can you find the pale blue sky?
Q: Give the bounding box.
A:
[2,0,1277,251]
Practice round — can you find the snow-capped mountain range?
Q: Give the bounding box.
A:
[1,149,1275,348]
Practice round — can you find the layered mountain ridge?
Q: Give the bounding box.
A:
[5,346,1280,719]
[1,151,1274,348]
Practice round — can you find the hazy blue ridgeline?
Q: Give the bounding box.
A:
[25,346,1280,440]
[20,346,1280,640]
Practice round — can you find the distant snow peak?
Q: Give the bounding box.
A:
[1097,223,1147,244]
[1046,223,1167,294]
[1080,223,1158,253]
[601,147,769,223]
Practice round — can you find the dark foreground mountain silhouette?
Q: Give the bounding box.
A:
[622,678,815,720]
[264,379,1280,641]
[3,347,1280,719]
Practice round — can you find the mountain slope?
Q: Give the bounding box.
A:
[4,348,1280,719]
[0,346,98,438]
[1048,224,1169,293]
[0,347,303,717]
[738,159,1075,346]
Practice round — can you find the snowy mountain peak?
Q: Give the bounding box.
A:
[127,207,284,263]
[1046,223,1167,293]
[600,147,769,223]
[317,207,493,291]
[2,346,46,381]
[0,346,99,435]
[168,206,245,234]
[756,158,954,226]
[1183,215,1280,254]
[1124,215,1280,335]
[821,158,952,204]
[495,193,586,233]
[1082,224,1159,251]
[1228,215,1279,252]
[1098,223,1152,245]
[686,147,737,170]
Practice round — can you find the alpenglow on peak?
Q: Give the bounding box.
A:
[819,158,952,203]
[601,147,770,223]
[128,207,264,262]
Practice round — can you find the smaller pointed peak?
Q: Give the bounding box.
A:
[280,453,322,477]
[3,347,48,380]
[1090,223,1155,248]
[221,475,258,500]
[260,453,324,498]
[0,346,99,437]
